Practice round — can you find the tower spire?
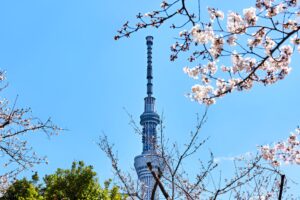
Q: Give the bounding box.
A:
[140,36,160,151]
[134,36,163,200]
[146,36,153,97]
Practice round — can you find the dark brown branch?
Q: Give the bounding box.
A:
[147,162,171,200]
[278,174,285,200]
[151,167,162,200]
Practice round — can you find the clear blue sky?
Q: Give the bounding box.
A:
[0,0,299,194]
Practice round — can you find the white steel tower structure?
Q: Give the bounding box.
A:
[134,36,164,200]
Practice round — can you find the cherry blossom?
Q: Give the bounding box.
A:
[227,12,246,33]
[243,7,258,25]
[112,1,300,198]
[260,128,300,166]
[0,71,61,192]
[115,0,300,106]
[208,7,224,21]
[190,24,214,44]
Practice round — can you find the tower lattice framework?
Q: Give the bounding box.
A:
[134,36,164,200]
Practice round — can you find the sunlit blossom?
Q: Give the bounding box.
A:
[243,7,258,25]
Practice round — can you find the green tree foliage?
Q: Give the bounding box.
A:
[0,178,43,200]
[43,161,102,200]
[99,180,123,200]
[1,161,124,200]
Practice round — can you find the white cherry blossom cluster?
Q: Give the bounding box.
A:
[189,84,215,105]
[291,35,300,51]
[247,28,266,49]
[208,7,224,21]
[260,127,300,166]
[190,24,214,44]
[178,1,300,105]
[115,0,300,106]
[183,66,200,79]
[0,175,9,194]
[227,12,246,33]
[243,7,258,25]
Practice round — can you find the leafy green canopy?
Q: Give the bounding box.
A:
[1,161,125,200]
[1,178,42,200]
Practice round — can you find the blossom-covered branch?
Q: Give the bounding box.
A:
[0,71,61,193]
[116,0,300,105]
[260,127,300,166]
[114,0,199,41]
